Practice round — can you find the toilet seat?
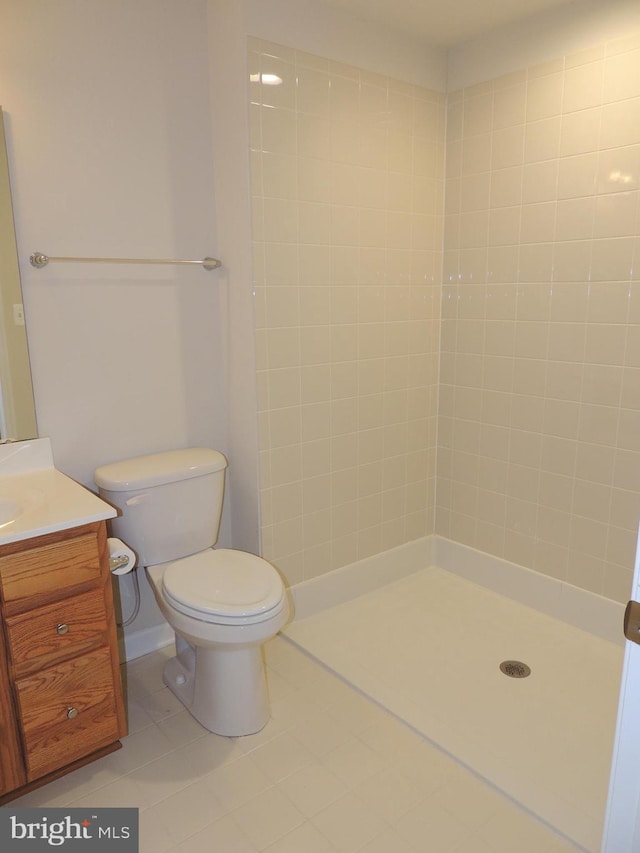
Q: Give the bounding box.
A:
[161,548,286,626]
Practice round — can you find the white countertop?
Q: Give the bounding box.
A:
[0,438,116,546]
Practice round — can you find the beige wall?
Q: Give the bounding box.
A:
[448,0,640,92]
[245,0,446,90]
[1,0,225,642]
[1,0,223,487]
[438,33,640,603]
[249,39,444,585]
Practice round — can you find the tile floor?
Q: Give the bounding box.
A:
[286,567,624,852]
[10,634,580,852]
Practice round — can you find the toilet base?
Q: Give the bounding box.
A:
[163,637,270,737]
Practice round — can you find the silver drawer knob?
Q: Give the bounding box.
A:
[66,706,79,720]
[56,623,69,636]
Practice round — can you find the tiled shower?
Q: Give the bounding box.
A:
[248,33,640,607]
[249,40,444,587]
[440,40,640,605]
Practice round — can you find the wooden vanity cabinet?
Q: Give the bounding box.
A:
[0,521,127,801]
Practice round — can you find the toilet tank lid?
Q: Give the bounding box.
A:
[94,448,227,491]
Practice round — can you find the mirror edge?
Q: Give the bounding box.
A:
[0,106,38,440]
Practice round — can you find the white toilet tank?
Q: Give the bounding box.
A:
[94,448,228,567]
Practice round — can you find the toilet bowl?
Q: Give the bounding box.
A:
[146,549,289,736]
[94,448,290,736]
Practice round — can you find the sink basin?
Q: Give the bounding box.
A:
[0,439,117,546]
[0,486,45,530]
[0,497,23,527]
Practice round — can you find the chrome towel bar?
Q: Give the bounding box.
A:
[29,252,222,271]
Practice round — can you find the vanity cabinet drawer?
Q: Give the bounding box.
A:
[0,521,126,802]
[0,530,102,606]
[5,589,109,677]
[14,646,120,781]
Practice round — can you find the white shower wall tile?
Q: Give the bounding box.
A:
[439,35,640,604]
[249,30,640,608]
[249,38,443,584]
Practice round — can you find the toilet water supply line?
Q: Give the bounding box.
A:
[107,538,140,627]
[118,569,141,628]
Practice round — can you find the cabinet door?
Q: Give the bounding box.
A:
[15,646,120,781]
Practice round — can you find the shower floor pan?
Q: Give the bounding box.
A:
[284,566,623,852]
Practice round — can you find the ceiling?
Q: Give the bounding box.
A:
[323,0,581,47]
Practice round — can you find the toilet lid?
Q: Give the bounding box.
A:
[162,548,285,623]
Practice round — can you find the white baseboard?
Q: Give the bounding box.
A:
[120,535,623,660]
[119,541,435,661]
[121,621,174,662]
[290,536,434,620]
[288,534,624,646]
[434,536,624,646]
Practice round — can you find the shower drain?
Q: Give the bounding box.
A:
[499,660,531,678]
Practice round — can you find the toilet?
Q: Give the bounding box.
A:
[94,448,289,737]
